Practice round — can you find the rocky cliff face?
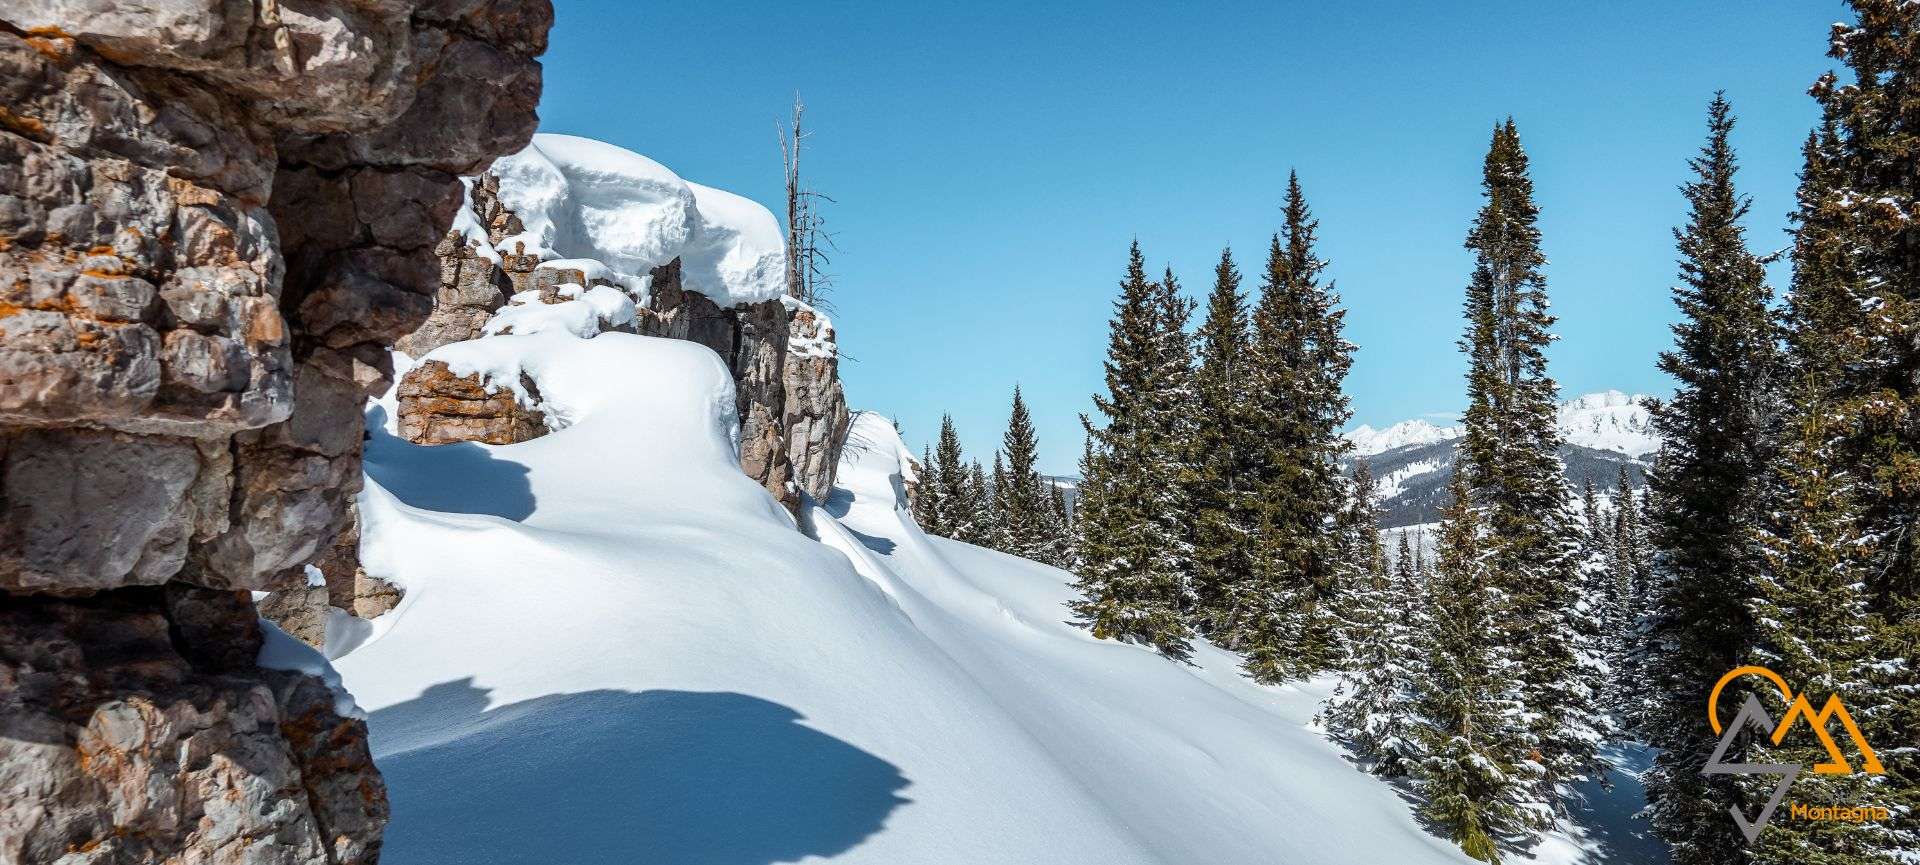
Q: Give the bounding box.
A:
[0,1,550,860]
[783,304,851,503]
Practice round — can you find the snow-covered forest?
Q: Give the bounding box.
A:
[910,9,1920,864]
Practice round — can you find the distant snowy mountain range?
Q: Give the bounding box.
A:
[1347,390,1658,458]
[1345,390,1658,528]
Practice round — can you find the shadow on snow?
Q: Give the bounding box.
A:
[367,678,912,865]
[363,405,537,521]
[1328,735,1670,865]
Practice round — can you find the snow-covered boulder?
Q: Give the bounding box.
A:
[390,134,848,510]
[485,133,785,307]
[396,357,550,446]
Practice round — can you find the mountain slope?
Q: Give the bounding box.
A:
[1347,390,1655,527]
[330,331,1488,864]
[1348,390,1657,458]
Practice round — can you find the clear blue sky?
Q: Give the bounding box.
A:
[538,1,1841,475]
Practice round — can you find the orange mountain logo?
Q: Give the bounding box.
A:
[1702,665,1885,842]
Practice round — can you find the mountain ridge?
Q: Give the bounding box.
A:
[1345,390,1656,528]
[1346,390,1658,459]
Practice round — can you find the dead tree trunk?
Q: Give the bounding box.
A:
[781,94,806,300]
[779,93,836,307]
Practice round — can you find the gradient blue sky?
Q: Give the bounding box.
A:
[538,1,1841,474]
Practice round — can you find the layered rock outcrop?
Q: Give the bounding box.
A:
[393,170,851,509]
[0,1,551,860]
[783,303,851,502]
[396,360,547,445]
[1,586,386,865]
[634,261,798,508]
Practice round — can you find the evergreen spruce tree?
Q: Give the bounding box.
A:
[1607,475,1656,735]
[1040,481,1074,569]
[1067,433,1100,576]
[999,386,1054,562]
[1325,471,1430,777]
[1615,469,1653,614]
[1638,95,1782,865]
[1417,475,1544,864]
[1575,480,1629,727]
[1227,173,1356,682]
[1068,242,1196,659]
[1803,9,1920,856]
[1721,10,1920,858]
[1186,247,1258,634]
[1152,266,1200,583]
[985,451,1011,552]
[913,443,942,534]
[1454,120,1604,789]
[1331,461,1386,664]
[930,415,980,542]
[1745,381,1884,865]
[932,416,964,535]
[962,460,993,547]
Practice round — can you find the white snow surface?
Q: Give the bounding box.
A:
[331,336,1464,864]
[483,133,785,307]
[483,284,636,340]
[332,334,1647,864]
[1348,390,1657,457]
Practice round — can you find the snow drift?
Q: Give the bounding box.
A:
[330,326,1496,863]
[478,133,786,306]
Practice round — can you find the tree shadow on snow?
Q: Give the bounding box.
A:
[368,678,913,865]
[362,405,537,521]
[1556,743,1672,864]
[1330,737,1670,865]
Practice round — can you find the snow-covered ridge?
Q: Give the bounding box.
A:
[474,133,787,308]
[1344,419,1463,456]
[1347,390,1657,457]
[1554,390,1659,457]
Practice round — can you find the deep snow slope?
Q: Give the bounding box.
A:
[332,331,1491,864]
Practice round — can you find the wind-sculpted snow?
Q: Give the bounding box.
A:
[485,134,786,306]
[331,339,1496,864]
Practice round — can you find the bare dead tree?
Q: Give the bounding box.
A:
[779,93,838,308]
[781,94,804,300]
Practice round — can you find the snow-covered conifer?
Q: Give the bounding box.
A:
[1454,120,1603,789]
[1416,475,1546,863]
[1068,242,1196,660]
[1226,174,1354,682]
